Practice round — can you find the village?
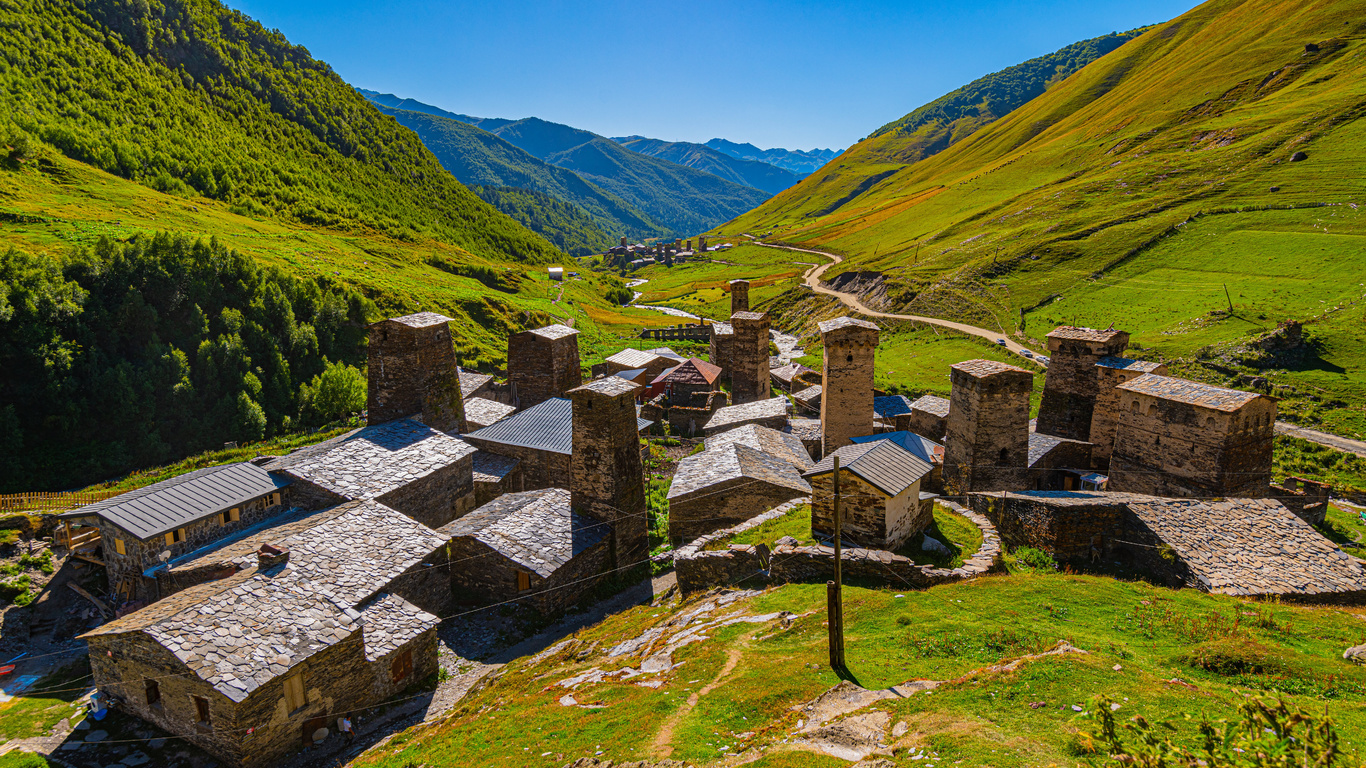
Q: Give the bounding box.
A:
[0,279,1361,768]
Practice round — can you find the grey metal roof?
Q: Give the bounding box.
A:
[804,439,932,497]
[62,462,289,541]
[851,431,941,466]
[465,397,648,455]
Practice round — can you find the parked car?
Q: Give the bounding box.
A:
[1020,349,1034,358]
[995,338,1007,346]
[1037,355,1051,365]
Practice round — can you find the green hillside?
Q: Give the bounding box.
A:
[715,0,1366,436]
[0,0,560,265]
[369,103,669,249]
[613,135,801,194]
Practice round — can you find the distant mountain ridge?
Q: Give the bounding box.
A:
[360,90,770,237]
[610,136,799,195]
[704,139,841,177]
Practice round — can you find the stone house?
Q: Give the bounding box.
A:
[729,311,771,404]
[264,418,478,530]
[459,369,495,402]
[943,360,1032,494]
[60,462,292,607]
[705,424,814,472]
[658,358,723,405]
[1108,374,1276,498]
[819,317,880,455]
[668,442,811,542]
[1090,357,1168,467]
[906,395,950,441]
[851,431,943,493]
[771,362,815,394]
[1027,432,1095,491]
[709,322,734,381]
[1271,476,1332,525]
[805,439,935,550]
[604,348,677,380]
[472,451,523,506]
[1035,326,1130,441]
[82,498,448,768]
[788,418,824,462]
[463,397,516,430]
[508,324,582,409]
[793,384,822,415]
[704,396,790,436]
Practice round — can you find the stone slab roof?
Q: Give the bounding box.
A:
[818,316,879,334]
[358,593,439,661]
[873,395,913,419]
[787,418,822,443]
[647,347,684,360]
[731,311,767,322]
[606,348,663,369]
[704,397,790,432]
[159,506,333,578]
[851,431,941,466]
[771,362,813,383]
[1125,498,1366,597]
[472,451,520,484]
[910,394,951,417]
[793,385,822,404]
[952,359,1029,379]
[663,358,722,386]
[982,490,1162,507]
[439,488,607,577]
[705,424,813,471]
[1096,356,1165,372]
[668,443,811,501]
[1118,373,1262,412]
[464,397,516,430]
[62,462,290,541]
[459,370,494,399]
[805,439,932,497]
[712,322,734,336]
[265,419,475,501]
[1047,326,1125,342]
[573,376,640,397]
[1028,432,1090,468]
[386,312,453,328]
[529,324,579,340]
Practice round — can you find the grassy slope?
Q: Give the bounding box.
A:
[352,576,1366,767]
[614,136,801,195]
[712,0,1366,436]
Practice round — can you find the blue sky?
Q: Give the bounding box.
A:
[226,0,1196,151]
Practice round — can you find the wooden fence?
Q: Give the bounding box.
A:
[0,489,122,513]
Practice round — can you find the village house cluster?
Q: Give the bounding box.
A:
[606,235,734,270]
[59,285,1358,767]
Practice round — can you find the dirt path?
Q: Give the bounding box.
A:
[651,645,745,758]
[1275,421,1366,459]
[749,239,1039,357]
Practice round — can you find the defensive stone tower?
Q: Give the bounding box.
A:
[698,236,708,251]
[620,235,628,247]
[729,279,750,315]
[508,324,582,410]
[367,312,466,433]
[570,377,647,569]
[729,311,770,404]
[1090,357,1167,467]
[818,316,880,454]
[1035,326,1130,440]
[943,359,1032,494]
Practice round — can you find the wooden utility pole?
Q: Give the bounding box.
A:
[828,456,846,671]
[1223,283,1234,314]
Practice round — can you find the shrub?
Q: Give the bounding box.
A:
[1180,637,1285,676]
[1013,546,1058,571]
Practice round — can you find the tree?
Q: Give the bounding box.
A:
[301,360,366,425]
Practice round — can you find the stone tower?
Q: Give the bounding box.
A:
[570,377,647,569]
[1090,356,1167,468]
[943,359,1032,494]
[818,316,880,454]
[367,312,466,433]
[729,311,770,404]
[729,279,750,315]
[1035,326,1130,440]
[507,324,582,410]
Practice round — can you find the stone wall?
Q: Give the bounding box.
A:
[508,326,582,409]
[819,318,879,455]
[448,535,612,615]
[1271,476,1332,525]
[943,361,1031,494]
[904,410,947,442]
[729,312,771,405]
[375,455,476,530]
[1090,360,1168,467]
[367,316,465,433]
[390,546,454,616]
[730,279,750,314]
[708,328,734,382]
[461,440,570,492]
[969,492,1133,564]
[369,627,438,701]
[809,473,927,550]
[669,478,809,544]
[1035,329,1128,441]
[570,379,648,569]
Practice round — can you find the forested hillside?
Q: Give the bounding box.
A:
[613,135,799,194]
[0,0,559,263]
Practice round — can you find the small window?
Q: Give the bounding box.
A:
[998,447,1009,465]
[270,493,282,507]
[283,673,306,712]
[391,649,413,682]
[194,695,211,726]
[114,539,126,556]
[228,507,240,523]
[145,679,160,707]
[516,571,532,592]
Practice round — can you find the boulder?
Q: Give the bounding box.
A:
[922,535,950,555]
[775,535,800,548]
[1344,644,1366,664]
[1290,151,1308,162]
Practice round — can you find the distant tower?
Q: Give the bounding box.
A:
[367,312,466,432]
[699,236,708,252]
[507,324,582,410]
[818,316,880,454]
[620,235,628,247]
[1035,326,1130,440]
[570,377,647,568]
[729,279,750,315]
[1090,356,1167,468]
[943,359,1032,494]
[729,311,770,404]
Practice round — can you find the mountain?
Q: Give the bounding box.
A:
[611,136,800,194]
[0,0,560,266]
[360,91,771,237]
[369,103,669,253]
[704,139,842,177]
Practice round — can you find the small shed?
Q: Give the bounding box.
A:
[548,266,564,281]
[804,439,935,550]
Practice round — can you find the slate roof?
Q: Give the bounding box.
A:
[647,347,684,360]
[529,324,579,340]
[1047,326,1124,342]
[771,363,814,384]
[574,376,641,398]
[705,424,813,471]
[668,443,811,500]
[606,348,665,369]
[357,593,439,661]
[787,418,823,444]
[439,488,608,577]
[472,451,519,484]
[712,322,734,337]
[873,395,913,419]
[818,316,879,334]
[1118,374,1263,412]
[910,394,951,417]
[704,397,790,432]
[264,419,476,501]
[387,312,453,328]
[1096,356,1165,373]
[464,397,516,430]
[793,385,822,405]
[804,439,932,497]
[851,431,941,466]
[1027,432,1090,468]
[613,368,649,382]
[459,370,494,399]
[731,311,767,322]
[663,358,722,386]
[465,397,650,455]
[62,462,290,541]
[952,359,1029,379]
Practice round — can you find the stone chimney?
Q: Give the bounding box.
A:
[943,359,1032,494]
[729,279,750,314]
[507,324,582,410]
[257,543,289,570]
[729,311,770,404]
[570,378,647,569]
[818,316,880,454]
[367,312,466,432]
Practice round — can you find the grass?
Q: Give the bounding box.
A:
[348,573,1366,767]
[0,659,91,742]
[728,504,815,548]
[896,504,985,569]
[1317,503,1366,553]
[1274,434,1366,497]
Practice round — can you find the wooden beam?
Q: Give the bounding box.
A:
[68,582,112,618]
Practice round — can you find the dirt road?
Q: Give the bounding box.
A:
[1275,421,1366,458]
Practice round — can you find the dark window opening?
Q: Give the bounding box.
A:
[145,679,160,707]
[998,448,1009,465]
[391,649,413,682]
[194,695,211,726]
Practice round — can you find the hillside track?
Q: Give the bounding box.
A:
[1275,422,1366,459]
